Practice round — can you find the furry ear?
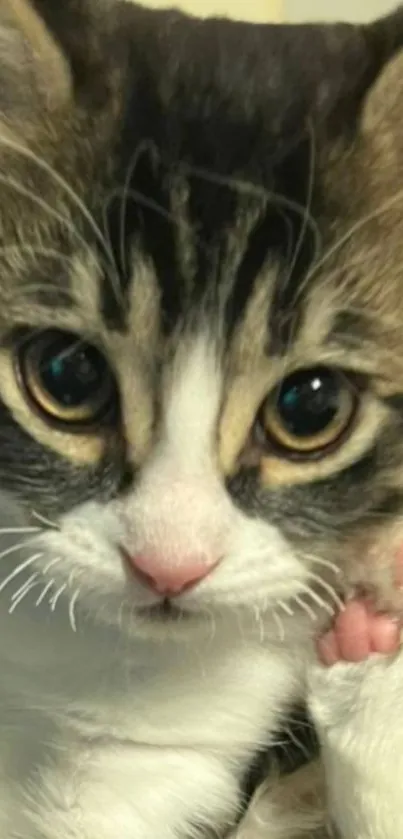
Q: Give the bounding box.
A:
[0,0,71,123]
[315,6,403,132]
[348,6,403,119]
[359,8,403,138]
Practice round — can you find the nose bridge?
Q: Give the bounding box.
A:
[127,336,230,559]
[161,334,222,471]
[137,456,229,560]
[127,468,229,577]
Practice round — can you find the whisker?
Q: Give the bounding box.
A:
[110,185,211,266]
[9,580,39,614]
[180,162,321,235]
[273,610,285,642]
[278,599,294,617]
[42,557,62,574]
[35,579,55,607]
[0,527,41,536]
[118,140,155,281]
[49,584,67,612]
[0,553,43,594]
[306,185,403,285]
[0,537,39,563]
[11,573,38,603]
[284,724,313,764]
[286,121,321,298]
[0,134,118,276]
[0,173,95,261]
[297,583,334,618]
[293,594,317,622]
[31,510,59,530]
[68,589,80,633]
[305,555,342,576]
[306,572,345,611]
[253,604,266,643]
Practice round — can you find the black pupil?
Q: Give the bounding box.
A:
[39,336,106,409]
[277,368,341,438]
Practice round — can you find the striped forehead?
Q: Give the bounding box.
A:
[99,147,318,345]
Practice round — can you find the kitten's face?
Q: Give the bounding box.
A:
[1,0,403,638]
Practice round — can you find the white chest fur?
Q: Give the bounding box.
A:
[0,597,307,839]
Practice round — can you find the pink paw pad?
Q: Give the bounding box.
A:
[317,599,401,667]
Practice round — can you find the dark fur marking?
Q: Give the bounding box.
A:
[327,310,373,347]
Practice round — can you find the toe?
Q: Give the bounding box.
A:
[370,613,400,655]
[333,600,372,662]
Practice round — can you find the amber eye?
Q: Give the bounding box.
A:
[18,330,117,428]
[258,367,357,458]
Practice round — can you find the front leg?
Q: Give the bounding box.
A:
[308,598,403,839]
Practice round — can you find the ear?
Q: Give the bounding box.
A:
[314,6,403,132]
[30,0,125,94]
[359,7,403,137]
[0,0,71,123]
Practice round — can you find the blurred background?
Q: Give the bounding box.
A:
[285,0,396,22]
[138,0,396,23]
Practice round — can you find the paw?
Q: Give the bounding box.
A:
[308,596,402,732]
[316,597,401,666]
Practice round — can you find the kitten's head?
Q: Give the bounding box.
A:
[0,0,403,639]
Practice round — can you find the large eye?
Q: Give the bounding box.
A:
[17,330,117,428]
[258,367,357,458]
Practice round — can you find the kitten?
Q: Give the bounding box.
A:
[1,2,403,838]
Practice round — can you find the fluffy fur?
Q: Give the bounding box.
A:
[0,2,403,837]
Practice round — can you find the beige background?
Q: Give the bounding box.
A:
[137,0,395,23]
[285,0,396,22]
[138,0,283,21]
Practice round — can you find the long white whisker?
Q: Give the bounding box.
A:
[9,581,39,614]
[253,604,266,643]
[0,537,39,563]
[0,553,42,593]
[273,610,285,642]
[0,527,41,536]
[298,583,334,617]
[31,510,58,530]
[49,584,67,612]
[42,557,62,574]
[35,579,55,607]
[293,594,317,622]
[306,555,342,576]
[11,573,39,603]
[68,590,80,633]
[306,572,345,611]
[278,599,294,617]
[67,568,79,588]
[284,724,312,764]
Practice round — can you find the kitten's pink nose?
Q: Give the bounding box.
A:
[126,552,217,596]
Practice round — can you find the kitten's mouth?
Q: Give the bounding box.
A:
[138,599,193,623]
